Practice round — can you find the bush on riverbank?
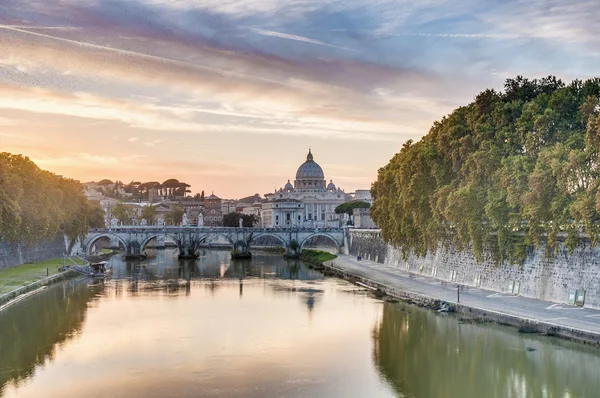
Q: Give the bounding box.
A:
[300,249,337,266]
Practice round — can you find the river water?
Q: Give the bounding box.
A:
[1,250,599,398]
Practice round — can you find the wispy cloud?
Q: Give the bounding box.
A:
[251,28,356,51]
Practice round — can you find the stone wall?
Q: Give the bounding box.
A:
[349,229,600,309]
[0,235,67,269]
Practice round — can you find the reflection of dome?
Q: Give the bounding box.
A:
[296,149,324,180]
[327,180,336,190]
[284,180,294,191]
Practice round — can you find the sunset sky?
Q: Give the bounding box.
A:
[1,0,599,198]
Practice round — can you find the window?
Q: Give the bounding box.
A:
[298,215,301,220]
[275,215,279,221]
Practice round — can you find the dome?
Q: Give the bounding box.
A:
[284,180,294,191]
[296,149,324,180]
[327,180,336,190]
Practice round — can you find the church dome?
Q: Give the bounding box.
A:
[284,180,294,191]
[327,180,336,190]
[296,149,324,180]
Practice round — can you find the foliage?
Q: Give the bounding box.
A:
[165,204,185,225]
[111,202,133,225]
[223,212,258,227]
[335,200,371,216]
[238,193,261,203]
[141,205,156,225]
[371,76,600,264]
[300,249,337,266]
[0,153,104,246]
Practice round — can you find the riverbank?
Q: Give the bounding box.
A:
[300,249,337,268]
[0,256,86,306]
[324,254,600,345]
[0,258,72,295]
[0,269,78,309]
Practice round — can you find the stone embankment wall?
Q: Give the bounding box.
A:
[0,235,67,269]
[349,229,600,309]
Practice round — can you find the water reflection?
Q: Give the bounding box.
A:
[0,281,99,395]
[373,303,600,398]
[2,251,600,398]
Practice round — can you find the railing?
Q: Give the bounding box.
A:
[89,226,345,233]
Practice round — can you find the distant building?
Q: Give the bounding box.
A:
[353,189,373,204]
[353,208,377,229]
[264,149,352,227]
[204,193,223,226]
[262,200,305,227]
[148,188,161,203]
[221,200,237,215]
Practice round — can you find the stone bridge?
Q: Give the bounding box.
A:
[78,226,349,257]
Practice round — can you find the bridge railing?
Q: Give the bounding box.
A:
[89,226,345,233]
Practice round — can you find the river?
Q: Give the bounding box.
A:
[1,250,599,398]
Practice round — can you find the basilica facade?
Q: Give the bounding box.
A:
[263,150,351,227]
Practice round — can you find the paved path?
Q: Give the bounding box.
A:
[329,254,600,336]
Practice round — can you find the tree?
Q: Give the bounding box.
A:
[335,201,371,216]
[223,212,258,227]
[0,153,107,247]
[370,76,600,264]
[141,205,156,225]
[166,204,185,225]
[111,202,132,225]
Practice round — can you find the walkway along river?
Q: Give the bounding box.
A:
[1,249,599,398]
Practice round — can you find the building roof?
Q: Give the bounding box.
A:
[207,192,220,200]
[295,149,324,180]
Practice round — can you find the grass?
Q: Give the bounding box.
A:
[0,257,85,295]
[300,249,338,266]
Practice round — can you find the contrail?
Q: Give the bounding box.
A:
[0,24,289,86]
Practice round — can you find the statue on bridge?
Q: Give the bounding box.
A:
[239,217,243,228]
[157,217,165,227]
[182,213,190,227]
[197,213,204,228]
[110,217,118,229]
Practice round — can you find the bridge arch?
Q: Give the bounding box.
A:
[86,233,128,254]
[250,233,289,249]
[139,235,161,252]
[299,233,341,252]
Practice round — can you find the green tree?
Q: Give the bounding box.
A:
[370,76,600,264]
[335,201,371,216]
[166,204,185,225]
[141,205,156,225]
[111,202,132,225]
[223,212,257,227]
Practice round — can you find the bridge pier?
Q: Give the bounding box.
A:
[155,235,166,250]
[109,236,121,251]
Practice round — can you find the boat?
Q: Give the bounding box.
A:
[89,261,112,277]
[231,250,252,260]
[123,253,147,261]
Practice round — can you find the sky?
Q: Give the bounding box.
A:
[1,0,599,198]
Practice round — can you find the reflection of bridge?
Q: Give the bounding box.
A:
[79,227,349,256]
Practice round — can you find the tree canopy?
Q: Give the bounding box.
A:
[0,153,105,246]
[335,201,371,216]
[371,76,600,264]
[223,212,258,227]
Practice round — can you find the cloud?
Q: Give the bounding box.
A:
[250,28,356,51]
